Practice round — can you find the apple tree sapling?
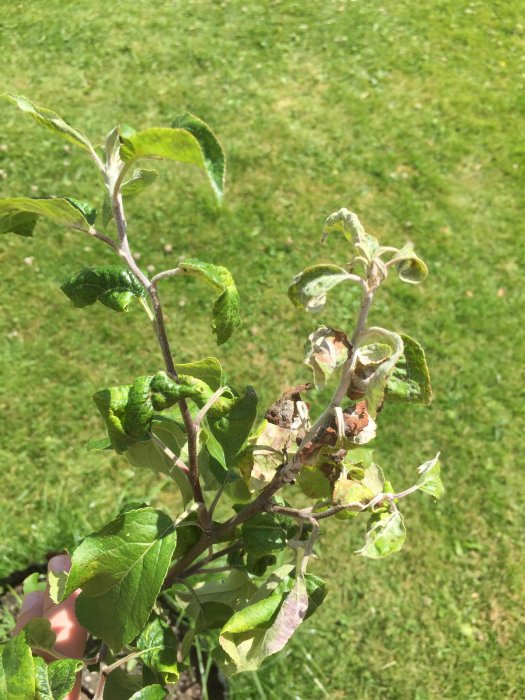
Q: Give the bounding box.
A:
[0,94,443,698]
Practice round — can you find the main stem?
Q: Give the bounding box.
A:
[109,183,212,537]
[164,269,377,585]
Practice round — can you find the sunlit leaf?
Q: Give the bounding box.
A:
[416,453,444,499]
[391,242,428,284]
[0,196,95,237]
[323,208,379,261]
[385,334,432,405]
[356,510,406,559]
[0,632,35,700]
[4,93,93,152]
[304,326,350,388]
[61,265,145,313]
[288,264,359,313]
[177,258,241,344]
[63,507,177,651]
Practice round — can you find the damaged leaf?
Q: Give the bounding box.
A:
[304,327,350,389]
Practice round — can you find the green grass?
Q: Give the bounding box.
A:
[0,0,523,697]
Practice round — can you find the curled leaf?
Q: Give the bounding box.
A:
[304,326,350,389]
[385,333,432,405]
[178,258,241,344]
[323,208,379,261]
[356,509,406,559]
[60,265,145,312]
[416,453,444,499]
[288,264,359,313]
[390,242,428,284]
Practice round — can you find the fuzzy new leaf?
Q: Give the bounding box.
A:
[357,327,404,417]
[304,326,350,388]
[61,265,145,312]
[416,453,444,499]
[391,242,428,284]
[289,264,359,313]
[357,510,406,559]
[323,208,379,261]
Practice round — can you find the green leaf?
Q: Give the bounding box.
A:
[92,372,209,453]
[416,453,444,499]
[4,93,93,152]
[0,632,35,699]
[208,386,258,464]
[323,208,379,261]
[391,242,428,284]
[34,656,83,700]
[288,264,359,313]
[23,617,56,652]
[172,112,225,202]
[362,462,385,496]
[61,265,145,313]
[136,615,179,683]
[178,258,241,344]
[304,326,350,389]
[385,334,432,405]
[174,357,224,391]
[219,566,319,675]
[241,514,287,556]
[126,418,193,505]
[297,466,332,499]
[22,572,45,595]
[122,168,159,199]
[120,121,224,202]
[302,573,327,620]
[128,687,166,700]
[0,196,95,237]
[63,507,177,651]
[332,479,374,519]
[356,510,406,559]
[356,327,404,417]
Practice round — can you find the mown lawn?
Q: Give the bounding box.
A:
[0,1,523,697]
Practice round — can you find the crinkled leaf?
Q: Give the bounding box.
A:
[136,616,179,683]
[241,513,287,556]
[356,342,392,366]
[5,93,93,152]
[172,112,225,202]
[33,656,83,700]
[92,372,210,453]
[0,196,95,237]
[61,265,145,313]
[357,510,406,559]
[174,357,224,392]
[0,632,35,700]
[120,123,224,203]
[416,453,444,499]
[63,507,176,651]
[357,327,404,417]
[178,258,241,344]
[304,326,350,389]
[288,264,359,313]
[323,208,379,261]
[333,479,374,519]
[391,242,428,284]
[385,334,432,405]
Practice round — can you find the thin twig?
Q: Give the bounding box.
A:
[70,224,118,250]
[92,644,108,700]
[194,386,229,427]
[150,267,182,286]
[150,433,190,474]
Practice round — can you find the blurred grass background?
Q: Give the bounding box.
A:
[0,1,523,697]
